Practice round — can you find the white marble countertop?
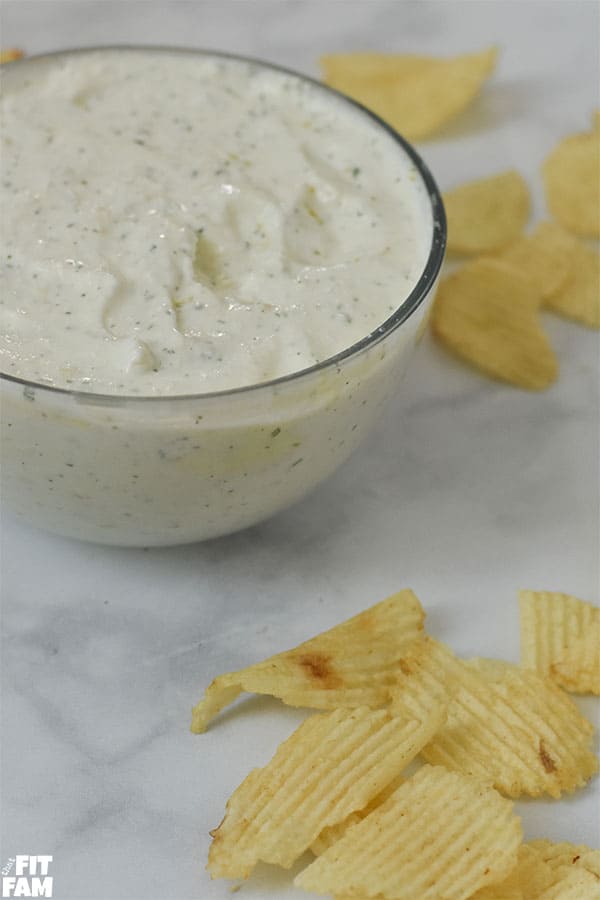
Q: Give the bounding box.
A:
[1,2,598,898]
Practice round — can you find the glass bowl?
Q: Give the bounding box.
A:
[0,47,446,546]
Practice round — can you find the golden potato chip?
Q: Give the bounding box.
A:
[543,127,600,238]
[537,866,600,898]
[311,773,405,856]
[295,764,522,899]
[444,171,530,255]
[320,48,497,141]
[593,109,600,131]
[191,590,425,732]
[431,259,558,390]
[545,240,600,329]
[311,634,458,856]
[520,590,600,694]
[529,839,600,877]
[494,221,574,302]
[470,844,549,899]
[422,657,598,797]
[0,48,23,64]
[207,695,447,879]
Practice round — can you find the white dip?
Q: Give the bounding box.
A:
[0,49,431,395]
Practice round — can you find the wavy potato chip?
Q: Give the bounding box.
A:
[311,634,458,856]
[422,657,598,797]
[311,773,405,856]
[543,126,600,238]
[537,866,600,898]
[471,840,600,900]
[295,764,522,899]
[0,48,23,64]
[445,171,530,255]
[470,844,547,899]
[208,694,447,879]
[191,590,425,732]
[431,259,558,390]
[545,240,600,329]
[529,839,600,877]
[320,48,497,141]
[494,221,574,302]
[520,590,600,694]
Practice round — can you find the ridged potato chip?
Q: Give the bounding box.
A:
[444,171,530,255]
[472,840,600,899]
[208,692,447,879]
[529,840,600,886]
[470,844,544,899]
[422,657,598,797]
[537,866,600,898]
[520,590,600,694]
[311,773,405,856]
[311,635,457,856]
[545,240,600,329]
[543,126,600,238]
[431,259,558,390]
[0,48,23,64]
[295,764,522,899]
[191,590,425,732]
[320,48,497,141]
[494,221,574,302]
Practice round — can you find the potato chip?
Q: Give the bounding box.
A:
[494,221,574,302]
[537,866,600,898]
[0,48,23,64]
[191,590,425,732]
[519,590,600,694]
[593,109,600,132]
[311,773,405,856]
[444,171,530,255]
[207,695,447,878]
[313,789,425,865]
[543,127,600,238]
[320,48,497,141]
[528,839,600,877]
[310,635,458,856]
[422,657,598,797]
[470,844,548,899]
[545,240,600,329]
[431,259,558,390]
[295,764,522,899]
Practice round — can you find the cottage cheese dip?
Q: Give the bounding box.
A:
[0,48,442,545]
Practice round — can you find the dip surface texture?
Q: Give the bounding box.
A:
[0,49,431,394]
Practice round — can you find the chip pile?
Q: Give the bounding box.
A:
[193,588,599,898]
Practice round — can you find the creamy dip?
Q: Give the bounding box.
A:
[0,49,431,395]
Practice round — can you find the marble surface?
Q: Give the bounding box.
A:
[1,2,599,898]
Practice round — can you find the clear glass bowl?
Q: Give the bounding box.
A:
[0,48,446,546]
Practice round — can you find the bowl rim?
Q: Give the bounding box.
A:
[0,44,446,404]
